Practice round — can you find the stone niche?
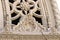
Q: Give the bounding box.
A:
[0,0,60,40]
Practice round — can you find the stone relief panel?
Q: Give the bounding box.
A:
[0,0,60,40]
[0,0,57,35]
[8,0,51,34]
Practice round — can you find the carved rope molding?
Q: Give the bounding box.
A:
[50,0,60,34]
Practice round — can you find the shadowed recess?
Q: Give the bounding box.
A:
[17,8,21,10]
[35,10,41,15]
[11,12,17,17]
[33,16,42,25]
[12,17,21,25]
[33,0,37,2]
[10,6,12,10]
[30,6,34,9]
[9,0,14,3]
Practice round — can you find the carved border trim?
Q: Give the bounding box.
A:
[1,0,11,32]
[50,0,60,33]
[0,34,60,40]
[1,0,7,30]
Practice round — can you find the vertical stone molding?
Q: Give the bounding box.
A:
[0,0,4,33]
[50,0,60,34]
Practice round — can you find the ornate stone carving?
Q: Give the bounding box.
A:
[0,0,57,35]
[50,0,60,34]
[0,0,60,40]
[9,0,47,34]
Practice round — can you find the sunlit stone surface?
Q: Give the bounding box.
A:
[56,0,60,11]
[0,0,60,40]
[0,0,4,33]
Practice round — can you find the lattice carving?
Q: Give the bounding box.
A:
[9,0,46,33]
[0,0,57,35]
[0,0,60,40]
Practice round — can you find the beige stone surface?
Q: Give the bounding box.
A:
[0,0,4,30]
[0,34,60,40]
[0,0,60,40]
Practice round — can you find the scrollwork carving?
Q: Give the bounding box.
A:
[9,0,46,33]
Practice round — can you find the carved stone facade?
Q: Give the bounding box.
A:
[0,0,60,40]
